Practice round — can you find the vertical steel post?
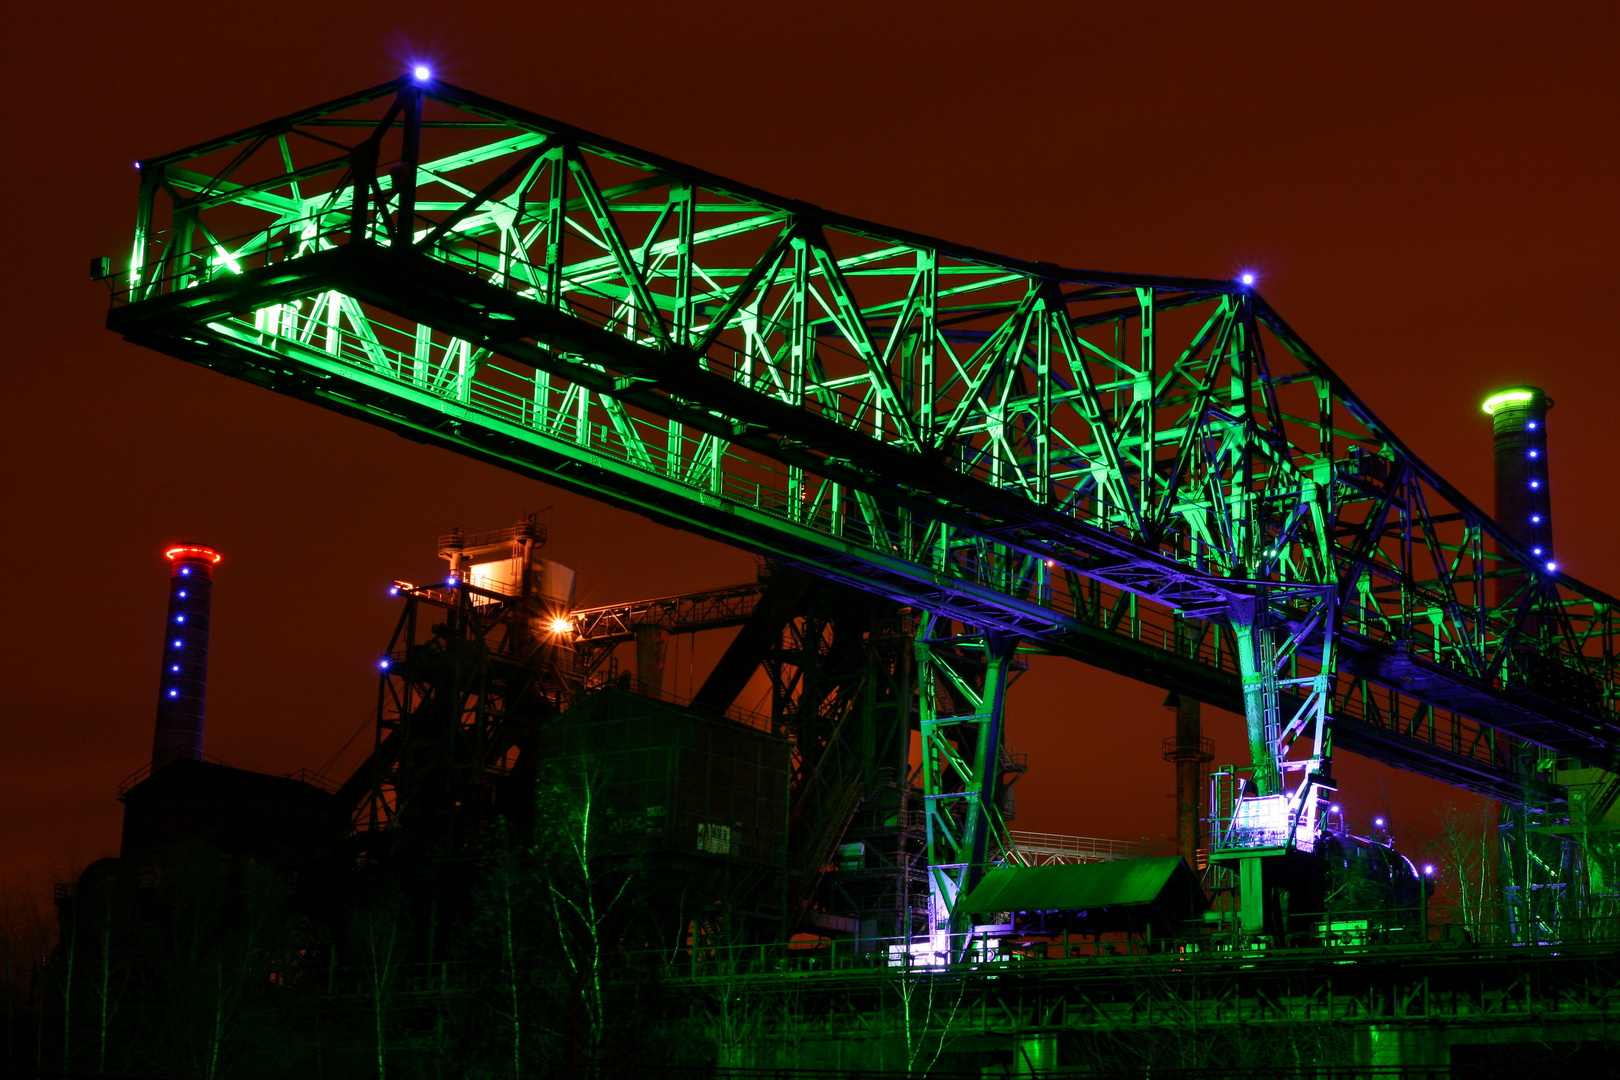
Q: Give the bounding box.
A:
[635,624,669,693]
[916,616,1017,960]
[1163,693,1211,871]
[395,86,423,246]
[1229,595,1282,797]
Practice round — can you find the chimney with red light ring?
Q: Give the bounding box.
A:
[152,545,222,769]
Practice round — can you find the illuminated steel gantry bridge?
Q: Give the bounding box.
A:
[102,75,1619,948]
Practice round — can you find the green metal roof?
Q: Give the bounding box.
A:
[959,857,1190,914]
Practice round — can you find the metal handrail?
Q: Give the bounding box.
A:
[313,902,1620,995]
[1007,831,1162,863]
[116,750,232,795]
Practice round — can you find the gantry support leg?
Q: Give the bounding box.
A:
[915,615,1018,962]
[1217,588,1338,939]
[1229,596,1284,798]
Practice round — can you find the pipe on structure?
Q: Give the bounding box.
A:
[1485,386,1555,601]
[152,545,221,769]
[635,624,668,693]
[1162,692,1213,873]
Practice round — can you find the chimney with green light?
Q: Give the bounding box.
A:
[1483,388,1554,605]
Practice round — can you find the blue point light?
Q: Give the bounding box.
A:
[1528,449,1539,458]
[168,689,178,698]
[1240,273,1255,286]
[173,639,183,648]
[1374,817,1386,827]
[1533,547,1543,555]
[171,665,180,672]
[1532,515,1542,523]
[180,567,190,576]
[1547,561,1558,572]
[412,65,432,81]
[175,614,185,623]
[1530,480,1540,488]
[379,658,391,670]
[389,586,401,596]
[446,576,458,586]
[178,590,187,598]
[1528,421,1538,429]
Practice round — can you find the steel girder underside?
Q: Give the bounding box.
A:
[105,80,1616,830]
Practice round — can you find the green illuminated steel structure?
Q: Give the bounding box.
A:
[102,77,1620,945]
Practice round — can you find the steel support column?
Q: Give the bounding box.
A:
[916,615,1018,959]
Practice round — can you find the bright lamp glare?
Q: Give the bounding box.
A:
[549,618,574,635]
[1374,817,1386,827]
[413,65,432,80]
[1240,273,1255,286]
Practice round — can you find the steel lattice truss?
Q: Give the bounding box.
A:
[107,79,1618,802]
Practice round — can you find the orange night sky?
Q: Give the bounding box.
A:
[5,1,1617,909]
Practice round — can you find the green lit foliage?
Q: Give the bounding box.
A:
[345,881,410,1080]
[137,855,312,1080]
[530,761,635,1069]
[464,818,556,1078]
[891,967,967,1075]
[453,764,646,1075]
[43,850,317,1080]
[1429,800,1499,932]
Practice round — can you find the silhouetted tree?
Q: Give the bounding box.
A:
[0,882,49,1070]
[532,760,634,1069]
[348,881,410,1080]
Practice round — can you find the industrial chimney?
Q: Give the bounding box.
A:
[152,545,222,769]
[1483,387,1554,607]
